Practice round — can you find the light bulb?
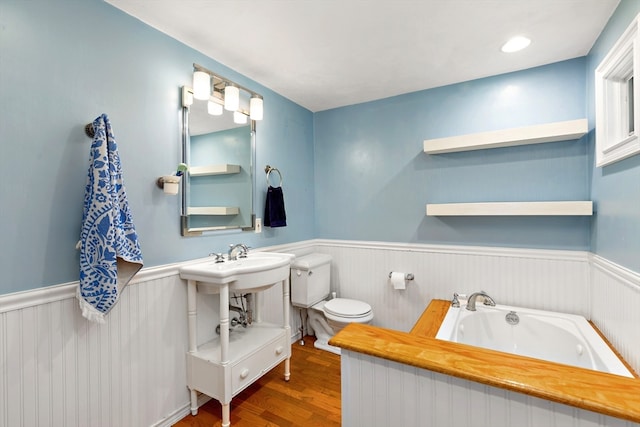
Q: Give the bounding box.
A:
[233,111,248,124]
[250,95,264,120]
[224,85,240,111]
[193,71,210,100]
[207,100,223,116]
[501,36,531,53]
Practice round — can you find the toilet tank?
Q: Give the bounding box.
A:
[290,253,332,308]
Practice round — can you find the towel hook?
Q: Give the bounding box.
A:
[264,165,283,188]
[84,123,95,138]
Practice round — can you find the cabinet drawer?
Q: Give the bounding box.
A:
[231,335,288,395]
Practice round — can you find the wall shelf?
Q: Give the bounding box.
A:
[189,164,240,176]
[426,201,593,216]
[186,206,239,216]
[423,119,588,154]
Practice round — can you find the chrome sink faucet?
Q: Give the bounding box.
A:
[466,291,496,311]
[228,243,249,261]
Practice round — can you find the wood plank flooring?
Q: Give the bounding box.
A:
[173,336,341,427]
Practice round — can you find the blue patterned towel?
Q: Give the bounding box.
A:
[78,114,143,323]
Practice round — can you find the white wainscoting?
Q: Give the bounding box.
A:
[0,272,189,427]
[313,240,590,332]
[340,350,639,427]
[0,243,308,427]
[590,254,640,373]
[314,240,639,373]
[1,240,638,427]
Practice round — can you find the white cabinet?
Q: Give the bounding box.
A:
[186,325,288,399]
[183,276,291,427]
[423,119,592,216]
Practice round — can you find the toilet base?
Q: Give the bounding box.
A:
[305,299,373,356]
[307,304,342,356]
[313,337,341,355]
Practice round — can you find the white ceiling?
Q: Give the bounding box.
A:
[106,0,620,112]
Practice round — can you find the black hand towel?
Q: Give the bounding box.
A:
[264,185,287,227]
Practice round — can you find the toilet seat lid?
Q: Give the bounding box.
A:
[324,298,372,318]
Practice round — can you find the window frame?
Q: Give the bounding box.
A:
[595,13,640,167]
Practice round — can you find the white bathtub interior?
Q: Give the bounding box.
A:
[436,303,634,378]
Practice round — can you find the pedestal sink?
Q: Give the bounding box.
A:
[179,251,294,427]
[179,251,295,292]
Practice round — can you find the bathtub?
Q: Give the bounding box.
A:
[435,303,634,378]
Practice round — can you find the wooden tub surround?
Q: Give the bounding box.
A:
[329,299,640,424]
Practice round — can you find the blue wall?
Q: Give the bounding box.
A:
[587,0,640,274]
[314,59,590,248]
[0,0,315,295]
[2,0,638,296]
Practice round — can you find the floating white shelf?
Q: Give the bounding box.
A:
[189,164,240,176]
[186,206,239,216]
[426,201,593,216]
[423,119,588,154]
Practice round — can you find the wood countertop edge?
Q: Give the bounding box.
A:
[329,300,640,424]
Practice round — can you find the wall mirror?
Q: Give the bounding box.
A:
[180,64,262,236]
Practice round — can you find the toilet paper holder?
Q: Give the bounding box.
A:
[388,272,414,281]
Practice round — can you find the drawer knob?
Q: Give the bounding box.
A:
[275,346,284,355]
[240,368,249,379]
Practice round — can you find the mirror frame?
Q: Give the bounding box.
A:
[180,86,257,236]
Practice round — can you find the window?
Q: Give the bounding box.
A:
[595,13,640,167]
[628,76,635,135]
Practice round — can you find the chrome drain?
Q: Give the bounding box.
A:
[505,311,520,325]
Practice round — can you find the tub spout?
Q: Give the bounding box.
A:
[466,291,496,311]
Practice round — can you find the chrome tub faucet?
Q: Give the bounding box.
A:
[451,292,461,307]
[466,291,496,311]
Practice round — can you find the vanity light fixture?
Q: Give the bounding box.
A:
[207,98,223,116]
[233,111,248,124]
[193,70,210,100]
[192,63,263,120]
[501,36,531,53]
[250,95,264,120]
[224,84,240,111]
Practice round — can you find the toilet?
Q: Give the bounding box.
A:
[290,253,373,355]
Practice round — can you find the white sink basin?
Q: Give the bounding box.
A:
[179,252,294,293]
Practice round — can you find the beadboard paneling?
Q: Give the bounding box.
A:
[0,242,309,427]
[341,350,638,427]
[0,274,189,427]
[314,241,589,332]
[590,255,640,374]
[1,240,638,426]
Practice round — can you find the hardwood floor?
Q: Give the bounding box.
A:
[173,336,341,427]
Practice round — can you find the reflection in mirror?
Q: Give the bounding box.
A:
[181,83,257,236]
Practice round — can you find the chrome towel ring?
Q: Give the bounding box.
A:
[264,165,283,188]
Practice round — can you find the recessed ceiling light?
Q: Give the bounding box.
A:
[501,36,531,53]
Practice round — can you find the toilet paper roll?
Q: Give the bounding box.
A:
[390,272,406,290]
